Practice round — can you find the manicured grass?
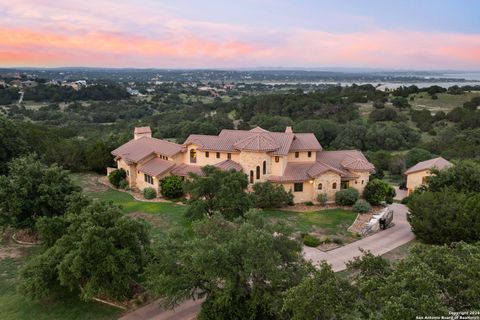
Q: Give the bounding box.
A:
[0,249,120,320]
[73,173,357,239]
[261,208,357,234]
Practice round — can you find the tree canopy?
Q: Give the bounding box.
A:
[0,154,80,228]
[145,211,309,320]
[184,166,252,219]
[19,195,150,301]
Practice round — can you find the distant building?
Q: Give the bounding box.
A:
[111,126,375,203]
[126,87,140,96]
[404,157,452,195]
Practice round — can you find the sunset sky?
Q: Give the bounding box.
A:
[1,0,479,69]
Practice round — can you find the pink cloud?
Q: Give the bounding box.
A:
[0,0,479,69]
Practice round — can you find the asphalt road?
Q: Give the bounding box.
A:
[119,203,414,319]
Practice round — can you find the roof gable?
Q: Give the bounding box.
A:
[404,157,452,175]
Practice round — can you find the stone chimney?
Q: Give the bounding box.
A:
[134,126,152,140]
[285,126,293,133]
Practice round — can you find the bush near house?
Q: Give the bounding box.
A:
[352,199,372,213]
[252,181,293,208]
[317,193,328,205]
[335,188,359,206]
[108,168,126,188]
[363,179,395,205]
[160,176,184,199]
[143,187,157,199]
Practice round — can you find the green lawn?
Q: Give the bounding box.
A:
[262,208,356,234]
[72,173,358,240]
[0,248,120,320]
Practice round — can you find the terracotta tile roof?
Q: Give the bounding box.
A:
[184,127,321,155]
[111,137,184,162]
[267,161,347,183]
[289,133,322,151]
[341,156,375,171]
[214,160,243,171]
[138,157,176,177]
[233,133,280,151]
[316,150,375,173]
[404,157,452,175]
[170,163,204,177]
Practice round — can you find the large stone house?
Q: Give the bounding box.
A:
[111,126,375,203]
[404,157,452,195]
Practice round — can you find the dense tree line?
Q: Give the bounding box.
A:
[23,83,130,102]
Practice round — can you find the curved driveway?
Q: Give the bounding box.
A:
[120,204,414,319]
[303,203,415,271]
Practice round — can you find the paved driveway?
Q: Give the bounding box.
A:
[119,298,203,320]
[303,203,414,271]
[120,204,413,319]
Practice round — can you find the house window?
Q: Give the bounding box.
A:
[308,151,312,158]
[361,180,364,185]
[216,152,220,158]
[227,153,232,160]
[355,180,358,184]
[275,156,279,163]
[144,173,153,184]
[190,149,197,163]
[205,151,209,158]
[332,182,337,189]
[317,183,322,190]
[262,161,266,175]
[294,183,303,192]
[249,170,254,183]
[421,176,428,185]
[295,152,299,158]
[256,166,260,179]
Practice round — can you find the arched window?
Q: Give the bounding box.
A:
[250,170,254,183]
[256,166,260,179]
[262,161,266,175]
[317,183,323,190]
[190,149,197,163]
[332,182,337,189]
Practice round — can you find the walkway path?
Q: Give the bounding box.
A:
[119,203,413,319]
[303,203,414,271]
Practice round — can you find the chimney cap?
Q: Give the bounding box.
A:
[134,126,151,134]
[285,126,293,133]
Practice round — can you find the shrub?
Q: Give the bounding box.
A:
[335,188,359,206]
[352,200,372,213]
[109,169,127,188]
[317,193,328,205]
[160,176,184,199]
[303,234,321,247]
[363,179,396,205]
[304,201,314,206]
[118,179,129,190]
[143,187,156,199]
[252,181,292,209]
[408,189,480,244]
